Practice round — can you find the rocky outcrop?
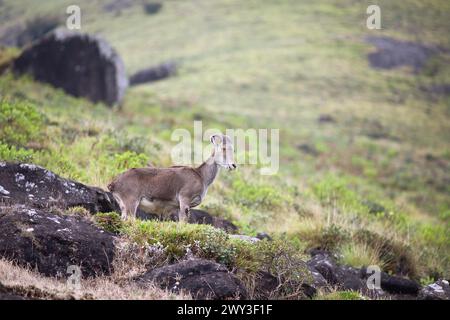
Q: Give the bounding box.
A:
[307,252,421,297]
[136,258,247,300]
[13,28,128,106]
[0,162,117,213]
[418,280,450,300]
[0,205,115,278]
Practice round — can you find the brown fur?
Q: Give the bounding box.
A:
[108,134,236,221]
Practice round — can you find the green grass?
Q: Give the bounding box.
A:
[0,0,449,289]
[315,291,365,300]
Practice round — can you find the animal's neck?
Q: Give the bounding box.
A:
[197,152,219,187]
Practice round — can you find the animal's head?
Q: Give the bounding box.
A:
[210,134,237,170]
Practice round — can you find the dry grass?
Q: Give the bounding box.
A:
[0,249,190,300]
[339,242,385,269]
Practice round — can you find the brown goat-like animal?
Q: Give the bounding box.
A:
[108,134,236,221]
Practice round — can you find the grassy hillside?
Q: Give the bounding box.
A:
[0,0,449,292]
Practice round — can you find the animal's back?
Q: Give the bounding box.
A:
[108,167,202,200]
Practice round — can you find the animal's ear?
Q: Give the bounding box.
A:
[210,134,222,145]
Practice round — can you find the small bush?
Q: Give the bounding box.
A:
[303,224,350,252]
[0,99,44,147]
[94,212,123,234]
[111,151,149,172]
[0,143,35,162]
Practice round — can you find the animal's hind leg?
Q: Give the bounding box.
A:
[112,193,128,220]
[115,193,139,220]
[123,198,139,220]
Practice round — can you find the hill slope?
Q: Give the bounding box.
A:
[0,0,449,293]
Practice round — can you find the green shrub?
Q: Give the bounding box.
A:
[112,151,149,171]
[94,212,123,234]
[121,220,224,261]
[0,99,44,147]
[0,143,35,162]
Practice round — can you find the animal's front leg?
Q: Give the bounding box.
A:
[178,196,191,223]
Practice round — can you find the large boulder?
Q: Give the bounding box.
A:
[0,162,117,213]
[136,258,247,299]
[0,205,115,278]
[13,28,128,106]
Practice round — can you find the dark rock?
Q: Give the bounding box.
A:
[0,162,118,213]
[297,144,319,156]
[103,0,135,13]
[307,253,365,292]
[318,114,336,123]
[256,232,272,241]
[360,267,420,295]
[143,2,163,15]
[308,248,332,257]
[379,273,420,295]
[418,280,450,300]
[253,267,327,299]
[136,258,247,299]
[307,265,328,289]
[13,28,128,106]
[366,36,437,72]
[0,205,115,277]
[129,62,177,86]
[420,84,450,102]
[253,271,278,299]
[308,253,420,297]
